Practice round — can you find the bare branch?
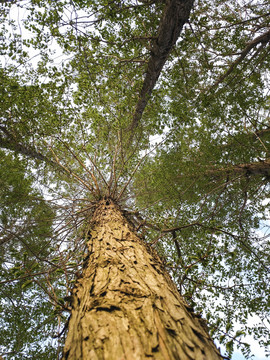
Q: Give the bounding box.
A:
[49,146,94,194]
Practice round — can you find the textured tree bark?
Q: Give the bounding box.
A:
[62,199,222,360]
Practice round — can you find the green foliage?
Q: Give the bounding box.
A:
[0,0,270,358]
[0,276,60,359]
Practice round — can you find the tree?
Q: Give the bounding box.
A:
[0,0,269,358]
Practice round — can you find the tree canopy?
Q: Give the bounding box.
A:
[0,0,269,358]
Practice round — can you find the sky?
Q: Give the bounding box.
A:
[232,352,267,360]
[219,334,268,360]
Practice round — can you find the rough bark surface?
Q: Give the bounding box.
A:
[62,199,222,360]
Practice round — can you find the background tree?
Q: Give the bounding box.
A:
[0,0,269,358]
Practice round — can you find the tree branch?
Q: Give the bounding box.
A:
[211,28,270,90]
[207,158,270,177]
[0,126,56,166]
[129,0,194,131]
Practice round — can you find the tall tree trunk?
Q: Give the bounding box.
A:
[62,199,222,360]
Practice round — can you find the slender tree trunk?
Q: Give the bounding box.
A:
[62,199,222,359]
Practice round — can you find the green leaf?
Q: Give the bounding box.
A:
[21,279,33,290]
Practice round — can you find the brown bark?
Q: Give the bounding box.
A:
[130,0,194,131]
[62,199,222,360]
[207,158,270,177]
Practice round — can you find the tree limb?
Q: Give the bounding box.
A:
[0,126,56,166]
[206,158,270,177]
[129,0,194,131]
[211,28,270,90]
